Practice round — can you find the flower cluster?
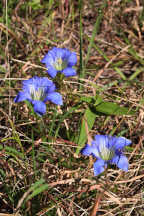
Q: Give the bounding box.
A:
[14,47,77,116]
[81,135,131,176]
[14,47,132,176]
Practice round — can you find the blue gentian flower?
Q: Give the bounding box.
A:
[14,76,63,116]
[41,47,77,78]
[81,135,131,176]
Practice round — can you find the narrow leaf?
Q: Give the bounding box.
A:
[26,184,49,201]
[75,107,97,155]
[5,146,24,159]
[29,178,45,191]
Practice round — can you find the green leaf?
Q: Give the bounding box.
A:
[26,184,49,201]
[28,0,42,10]
[94,101,135,115]
[75,107,97,155]
[129,67,144,80]
[80,95,135,115]
[5,146,24,159]
[80,95,103,104]
[0,144,3,150]
[24,179,48,202]
[29,178,45,191]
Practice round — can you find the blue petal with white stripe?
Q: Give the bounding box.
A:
[81,135,131,176]
[14,76,63,116]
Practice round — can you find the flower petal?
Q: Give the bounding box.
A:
[45,92,63,105]
[114,137,132,150]
[93,135,108,147]
[93,159,106,176]
[117,155,129,171]
[41,54,54,65]
[67,52,77,66]
[46,66,57,78]
[90,146,100,158]
[111,154,129,171]
[62,67,76,77]
[111,155,119,165]
[81,144,93,156]
[14,91,30,103]
[32,101,46,116]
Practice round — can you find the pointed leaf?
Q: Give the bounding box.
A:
[75,107,97,155]
[94,101,135,115]
[26,184,49,201]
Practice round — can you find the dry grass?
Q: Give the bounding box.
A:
[0,0,144,215]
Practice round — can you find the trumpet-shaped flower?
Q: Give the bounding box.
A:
[14,76,63,116]
[81,135,131,176]
[41,47,77,78]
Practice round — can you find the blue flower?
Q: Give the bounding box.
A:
[41,47,77,78]
[14,76,63,116]
[81,135,131,176]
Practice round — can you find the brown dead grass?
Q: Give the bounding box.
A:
[0,0,144,215]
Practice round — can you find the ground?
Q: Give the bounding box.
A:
[0,0,144,215]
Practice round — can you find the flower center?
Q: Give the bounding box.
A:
[99,143,115,161]
[30,86,45,101]
[54,58,67,71]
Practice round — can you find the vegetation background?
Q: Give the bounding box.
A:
[0,0,144,215]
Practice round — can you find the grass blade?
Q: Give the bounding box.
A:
[26,184,49,201]
[85,7,104,66]
[79,0,84,79]
[129,67,144,80]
